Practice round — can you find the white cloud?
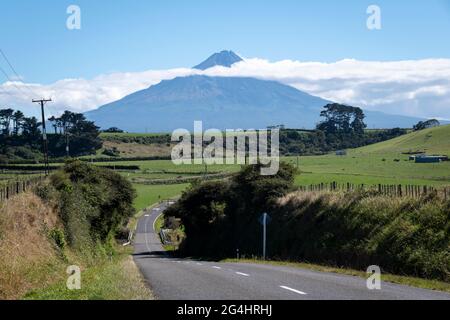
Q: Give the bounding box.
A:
[1,57,450,120]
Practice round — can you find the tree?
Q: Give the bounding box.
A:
[317,103,366,134]
[45,111,101,157]
[12,110,25,136]
[413,119,440,131]
[21,116,41,144]
[48,116,58,134]
[0,108,14,136]
[351,107,366,134]
[104,127,124,133]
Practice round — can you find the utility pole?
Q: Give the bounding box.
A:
[32,99,52,175]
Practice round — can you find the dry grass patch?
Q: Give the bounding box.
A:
[103,141,172,158]
[0,193,63,299]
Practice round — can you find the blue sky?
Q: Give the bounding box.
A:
[0,0,449,84]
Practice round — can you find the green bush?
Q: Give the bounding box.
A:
[165,163,297,257]
[38,160,136,250]
[49,228,66,250]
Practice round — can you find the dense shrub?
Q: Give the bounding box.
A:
[165,163,296,257]
[39,160,136,249]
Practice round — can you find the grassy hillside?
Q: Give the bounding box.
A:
[291,125,450,187]
[354,124,450,155]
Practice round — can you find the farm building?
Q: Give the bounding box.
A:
[414,155,447,163]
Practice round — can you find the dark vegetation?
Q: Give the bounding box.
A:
[103,127,124,133]
[2,104,410,163]
[35,161,136,250]
[413,119,440,131]
[166,164,450,281]
[282,103,407,155]
[279,127,406,155]
[0,108,102,163]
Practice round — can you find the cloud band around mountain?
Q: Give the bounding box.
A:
[1,57,449,120]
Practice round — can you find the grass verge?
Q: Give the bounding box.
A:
[24,247,154,300]
[222,259,450,293]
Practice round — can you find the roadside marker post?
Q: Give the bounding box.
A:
[259,212,271,260]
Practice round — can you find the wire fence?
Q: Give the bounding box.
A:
[0,176,45,203]
[297,182,450,200]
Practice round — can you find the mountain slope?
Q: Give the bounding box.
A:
[86,75,331,132]
[86,51,426,132]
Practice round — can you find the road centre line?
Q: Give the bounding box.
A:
[280,286,307,295]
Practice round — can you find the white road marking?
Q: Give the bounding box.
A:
[280,286,307,295]
[236,272,250,277]
[144,214,150,217]
[196,263,203,266]
[212,266,222,270]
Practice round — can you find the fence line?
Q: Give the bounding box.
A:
[0,176,45,204]
[297,182,449,199]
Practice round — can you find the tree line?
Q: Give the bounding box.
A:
[279,103,408,155]
[0,108,101,163]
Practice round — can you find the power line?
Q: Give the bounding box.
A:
[0,49,22,82]
[0,48,39,99]
[0,64,34,100]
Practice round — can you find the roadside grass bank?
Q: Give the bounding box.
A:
[221,259,450,293]
[0,161,154,300]
[25,247,153,300]
[0,193,151,300]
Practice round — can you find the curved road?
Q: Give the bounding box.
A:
[133,202,450,300]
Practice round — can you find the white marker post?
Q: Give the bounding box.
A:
[259,212,271,260]
[263,213,267,260]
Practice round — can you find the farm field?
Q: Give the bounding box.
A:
[2,125,449,206]
[289,155,450,187]
[99,132,168,138]
[133,183,189,211]
[288,125,450,187]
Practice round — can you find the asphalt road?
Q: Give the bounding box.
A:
[133,203,450,300]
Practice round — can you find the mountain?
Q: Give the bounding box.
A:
[86,75,329,132]
[86,51,426,132]
[193,50,243,70]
